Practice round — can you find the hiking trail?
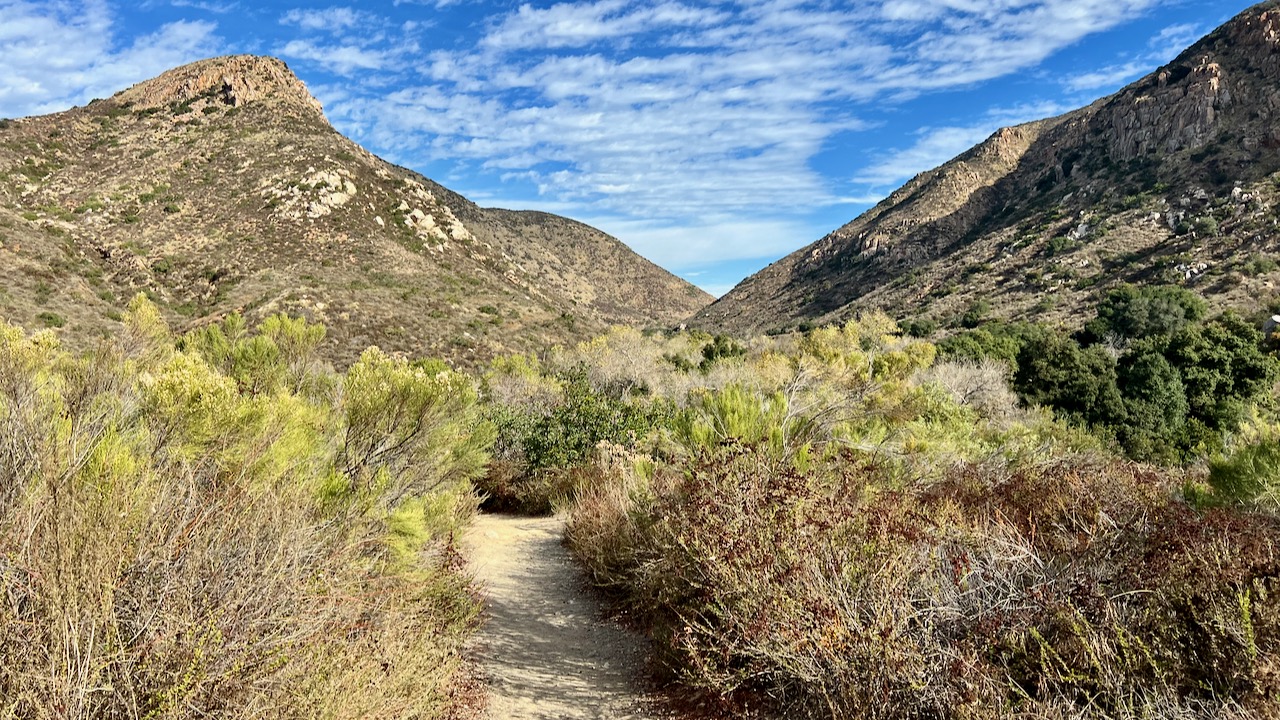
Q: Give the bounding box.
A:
[463,513,666,720]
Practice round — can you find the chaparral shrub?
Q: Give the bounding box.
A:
[0,296,490,719]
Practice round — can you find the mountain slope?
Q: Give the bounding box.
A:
[695,1,1280,335]
[0,56,710,365]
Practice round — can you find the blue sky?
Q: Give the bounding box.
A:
[0,0,1255,296]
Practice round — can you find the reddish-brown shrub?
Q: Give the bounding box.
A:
[570,446,1280,719]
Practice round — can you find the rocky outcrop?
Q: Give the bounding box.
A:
[693,0,1280,336]
[808,124,1045,261]
[115,55,325,115]
[1108,59,1228,161]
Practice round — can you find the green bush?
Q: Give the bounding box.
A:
[35,312,65,328]
[938,321,1047,370]
[1210,422,1280,507]
[1084,284,1208,343]
[522,370,672,471]
[1242,254,1279,276]
[960,299,992,328]
[901,317,937,338]
[1194,216,1220,237]
[1044,235,1080,256]
[699,333,746,371]
[181,312,328,396]
[676,383,817,460]
[477,367,675,513]
[0,301,487,718]
[341,347,491,498]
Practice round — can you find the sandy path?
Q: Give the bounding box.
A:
[463,513,663,720]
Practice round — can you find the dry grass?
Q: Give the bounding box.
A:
[568,444,1280,719]
[0,305,487,719]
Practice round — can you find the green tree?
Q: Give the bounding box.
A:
[1084,284,1208,343]
[1163,312,1278,448]
[1013,333,1125,427]
[700,334,747,371]
[1115,348,1189,461]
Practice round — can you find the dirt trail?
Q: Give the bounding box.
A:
[463,513,664,720]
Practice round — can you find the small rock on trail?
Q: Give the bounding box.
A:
[462,513,663,720]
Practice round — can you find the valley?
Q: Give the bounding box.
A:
[4,3,1280,720]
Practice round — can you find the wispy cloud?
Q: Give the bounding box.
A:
[1149,21,1207,62]
[598,217,822,268]
[480,0,729,50]
[1064,61,1149,92]
[322,0,1175,233]
[1060,20,1208,95]
[280,7,372,32]
[854,126,1000,187]
[278,39,397,74]
[274,6,419,76]
[169,0,240,13]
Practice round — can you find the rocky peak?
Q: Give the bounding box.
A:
[969,125,1040,165]
[114,55,325,116]
[808,120,1046,261]
[1106,55,1228,162]
[694,1,1280,336]
[1229,6,1280,50]
[1102,3,1280,162]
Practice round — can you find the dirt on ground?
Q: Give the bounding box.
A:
[462,513,668,720]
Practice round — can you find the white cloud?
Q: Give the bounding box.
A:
[481,0,729,50]
[1061,20,1209,95]
[1149,22,1204,60]
[1063,61,1148,92]
[280,7,370,32]
[0,0,220,117]
[854,126,998,186]
[588,216,826,269]
[275,7,419,77]
[170,0,239,13]
[278,39,394,74]
[861,0,1165,95]
[323,0,1179,241]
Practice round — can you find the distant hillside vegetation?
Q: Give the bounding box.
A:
[0,55,711,366]
[695,0,1280,336]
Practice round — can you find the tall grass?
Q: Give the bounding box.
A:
[0,298,490,719]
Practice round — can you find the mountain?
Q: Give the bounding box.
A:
[695,1,1280,335]
[0,56,711,365]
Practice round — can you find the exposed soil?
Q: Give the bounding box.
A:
[462,513,666,720]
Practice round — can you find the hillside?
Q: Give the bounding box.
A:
[695,0,1280,335]
[0,56,710,365]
